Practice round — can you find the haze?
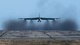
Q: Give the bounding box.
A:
[0,0,80,30]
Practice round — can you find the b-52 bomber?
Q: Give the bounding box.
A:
[19,15,60,22]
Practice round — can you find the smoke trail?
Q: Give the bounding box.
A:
[28,20,35,30]
[4,20,27,30]
[3,19,77,31]
[43,20,51,30]
[60,19,77,31]
[50,20,60,30]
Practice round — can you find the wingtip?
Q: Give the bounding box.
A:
[56,18,60,19]
[19,18,23,19]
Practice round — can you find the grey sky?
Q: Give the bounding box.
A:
[0,0,80,30]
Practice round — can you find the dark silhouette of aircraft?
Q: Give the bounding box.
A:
[19,14,60,22]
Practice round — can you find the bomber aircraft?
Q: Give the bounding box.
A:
[19,14,60,22]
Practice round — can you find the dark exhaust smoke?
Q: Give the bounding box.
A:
[51,20,60,30]
[3,19,77,31]
[60,19,77,31]
[27,20,35,30]
[43,20,51,30]
[4,20,27,30]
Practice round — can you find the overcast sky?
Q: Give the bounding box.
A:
[0,0,80,30]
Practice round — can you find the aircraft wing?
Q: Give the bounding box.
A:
[19,18,38,20]
[41,18,60,20]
